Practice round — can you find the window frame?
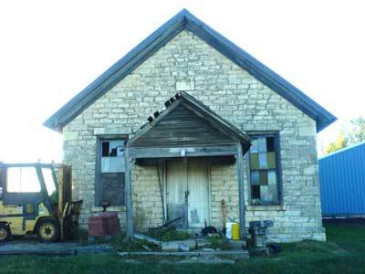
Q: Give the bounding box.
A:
[247,131,283,206]
[95,134,128,207]
[6,166,42,193]
[0,164,48,207]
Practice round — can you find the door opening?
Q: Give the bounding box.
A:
[166,158,209,229]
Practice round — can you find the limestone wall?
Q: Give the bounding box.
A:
[63,30,325,242]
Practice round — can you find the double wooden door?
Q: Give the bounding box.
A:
[166,159,209,228]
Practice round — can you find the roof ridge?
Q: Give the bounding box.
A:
[44,9,336,132]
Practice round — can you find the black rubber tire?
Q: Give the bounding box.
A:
[0,223,11,243]
[38,218,60,243]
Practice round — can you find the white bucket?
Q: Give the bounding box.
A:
[226,222,233,239]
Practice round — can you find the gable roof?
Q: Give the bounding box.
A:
[128,91,251,152]
[44,9,336,132]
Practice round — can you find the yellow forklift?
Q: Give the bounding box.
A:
[0,163,82,242]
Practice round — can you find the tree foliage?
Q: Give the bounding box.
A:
[325,131,348,154]
[325,116,365,154]
[347,116,365,144]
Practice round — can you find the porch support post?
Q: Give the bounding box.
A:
[236,143,246,239]
[124,145,134,239]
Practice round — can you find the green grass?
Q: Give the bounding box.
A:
[0,221,364,273]
[325,221,365,254]
[90,232,158,251]
[208,237,231,250]
[148,229,191,242]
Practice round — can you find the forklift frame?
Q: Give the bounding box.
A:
[0,163,82,241]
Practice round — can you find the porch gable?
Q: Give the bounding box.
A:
[123,92,250,238]
[128,91,250,158]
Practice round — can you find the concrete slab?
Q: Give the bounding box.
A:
[0,239,114,255]
[227,240,246,250]
[118,250,249,264]
[118,250,249,258]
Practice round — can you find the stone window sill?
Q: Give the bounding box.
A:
[91,206,126,213]
[246,205,285,211]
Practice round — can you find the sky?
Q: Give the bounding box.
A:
[0,0,364,163]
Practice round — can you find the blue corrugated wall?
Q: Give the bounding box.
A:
[319,142,365,216]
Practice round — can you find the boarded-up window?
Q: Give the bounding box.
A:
[97,139,125,206]
[249,134,281,205]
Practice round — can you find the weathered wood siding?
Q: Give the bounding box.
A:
[131,104,236,148]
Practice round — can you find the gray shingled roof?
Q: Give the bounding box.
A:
[44,9,336,132]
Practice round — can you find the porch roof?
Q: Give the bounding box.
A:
[127,91,250,158]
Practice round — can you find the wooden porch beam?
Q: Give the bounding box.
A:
[128,145,237,159]
[124,146,134,239]
[236,143,246,239]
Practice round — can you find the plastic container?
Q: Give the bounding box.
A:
[231,223,240,240]
[226,222,233,239]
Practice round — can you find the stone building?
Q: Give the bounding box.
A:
[45,10,336,242]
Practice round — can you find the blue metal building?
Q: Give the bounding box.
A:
[319,142,365,216]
